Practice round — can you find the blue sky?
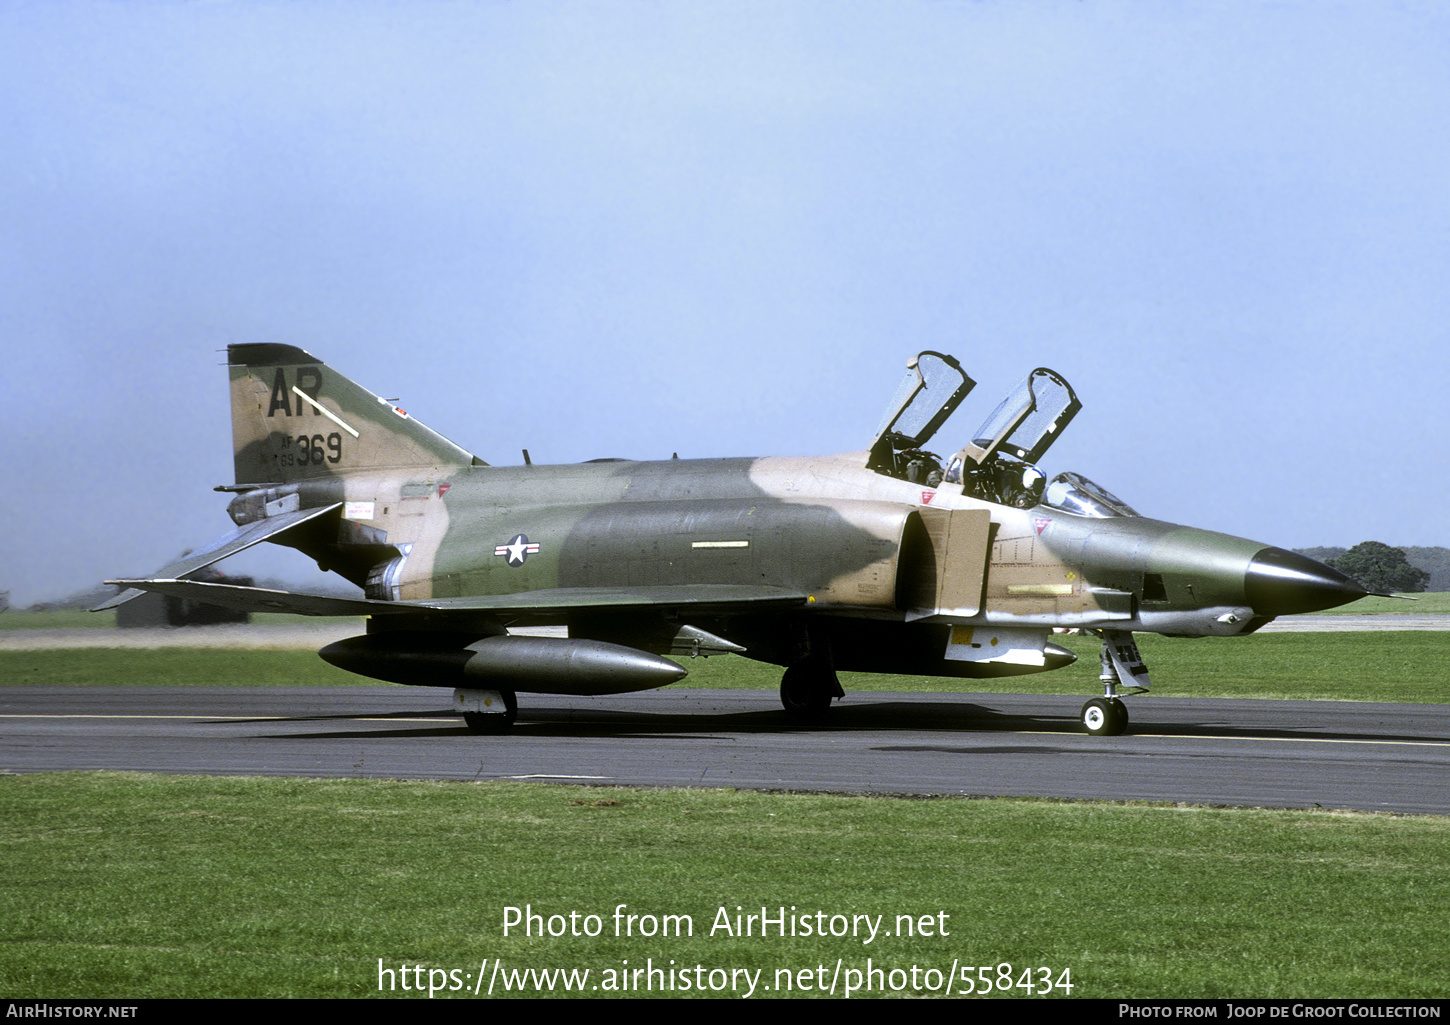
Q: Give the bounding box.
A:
[3,1,1447,606]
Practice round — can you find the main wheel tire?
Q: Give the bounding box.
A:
[1081,697,1126,737]
[463,690,518,734]
[780,661,834,721]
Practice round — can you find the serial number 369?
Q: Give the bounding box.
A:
[275,433,343,467]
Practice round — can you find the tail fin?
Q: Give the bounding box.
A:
[228,343,485,485]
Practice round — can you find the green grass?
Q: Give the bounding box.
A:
[1326,591,1450,614]
[0,648,365,687]
[1122,631,1450,702]
[0,609,120,630]
[2,773,1446,999]
[4,631,1449,703]
[0,609,363,630]
[684,631,1450,704]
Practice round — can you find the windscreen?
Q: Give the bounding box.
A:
[1043,472,1141,518]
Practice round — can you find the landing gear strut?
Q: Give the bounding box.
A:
[1080,630,1151,737]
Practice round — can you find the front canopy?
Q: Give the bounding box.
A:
[866,351,975,477]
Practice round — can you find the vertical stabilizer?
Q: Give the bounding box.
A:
[228,343,483,485]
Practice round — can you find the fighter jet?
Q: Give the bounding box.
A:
[100,346,1366,735]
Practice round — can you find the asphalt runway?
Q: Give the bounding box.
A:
[4,685,1447,815]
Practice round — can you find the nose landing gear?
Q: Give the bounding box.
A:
[1080,630,1152,736]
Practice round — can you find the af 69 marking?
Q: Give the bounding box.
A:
[273,432,343,468]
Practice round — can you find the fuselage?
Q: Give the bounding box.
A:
[269,449,1359,656]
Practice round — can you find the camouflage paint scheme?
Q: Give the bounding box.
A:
[103,344,1365,734]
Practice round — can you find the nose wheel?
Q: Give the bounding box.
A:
[1081,697,1128,736]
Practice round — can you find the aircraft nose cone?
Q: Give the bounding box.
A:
[1244,547,1366,616]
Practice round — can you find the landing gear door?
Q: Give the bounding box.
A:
[959,368,1081,469]
[866,352,975,475]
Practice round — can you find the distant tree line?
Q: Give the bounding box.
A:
[1296,542,1441,593]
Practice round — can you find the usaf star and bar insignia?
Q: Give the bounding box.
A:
[494,534,541,566]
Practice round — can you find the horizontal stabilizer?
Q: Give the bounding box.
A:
[103,578,385,617]
[92,503,343,611]
[99,578,809,619]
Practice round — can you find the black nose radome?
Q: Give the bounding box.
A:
[1244,547,1366,616]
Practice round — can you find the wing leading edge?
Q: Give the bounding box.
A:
[100,578,809,619]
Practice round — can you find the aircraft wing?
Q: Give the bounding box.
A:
[100,578,809,619]
[92,503,343,610]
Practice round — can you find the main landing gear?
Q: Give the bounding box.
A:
[1080,630,1152,737]
[779,655,844,722]
[458,688,518,734]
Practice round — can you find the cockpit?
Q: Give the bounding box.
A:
[868,352,1139,517]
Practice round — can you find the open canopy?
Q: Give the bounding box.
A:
[866,351,975,475]
[960,367,1081,468]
